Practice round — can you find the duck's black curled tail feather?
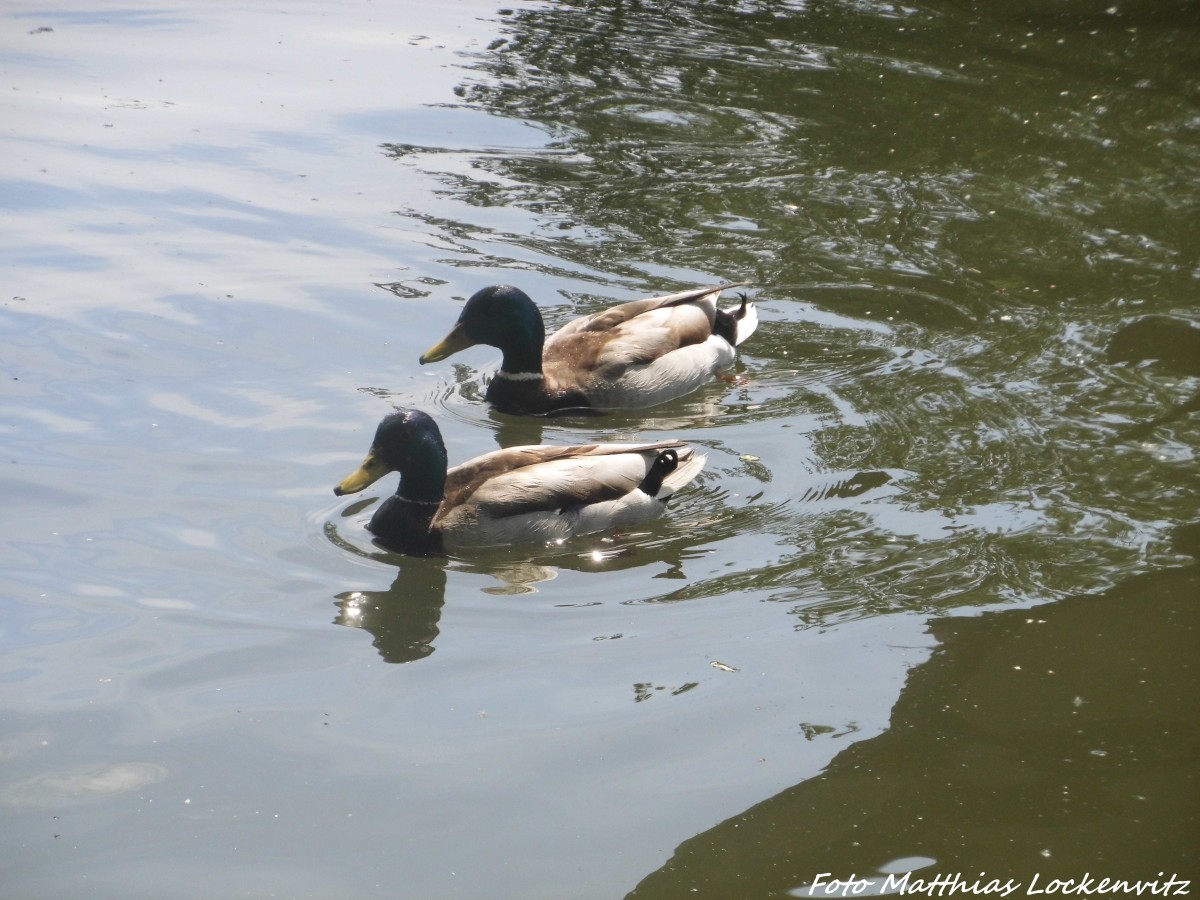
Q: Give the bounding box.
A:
[713,292,758,346]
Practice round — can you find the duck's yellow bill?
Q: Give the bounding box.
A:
[334,450,389,496]
[419,323,476,364]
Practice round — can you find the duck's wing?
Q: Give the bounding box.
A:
[543,284,745,380]
[548,284,743,341]
[436,441,694,522]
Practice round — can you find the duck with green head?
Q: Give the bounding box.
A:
[419,283,757,415]
[334,409,706,554]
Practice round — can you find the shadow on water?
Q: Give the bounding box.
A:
[627,521,1200,897]
[1106,316,1200,441]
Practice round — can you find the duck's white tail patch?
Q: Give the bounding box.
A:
[660,451,707,497]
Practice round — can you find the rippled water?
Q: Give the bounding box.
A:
[2,0,1197,897]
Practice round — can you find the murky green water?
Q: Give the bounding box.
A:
[2,0,1196,897]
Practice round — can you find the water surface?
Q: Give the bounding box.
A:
[2,0,1196,897]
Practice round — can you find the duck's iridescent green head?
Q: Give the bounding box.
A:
[334,409,448,504]
[419,285,546,375]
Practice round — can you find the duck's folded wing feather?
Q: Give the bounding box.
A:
[437,442,687,521]
[548,284,743,343]
[543,303,721,388]
[589,304,716,371]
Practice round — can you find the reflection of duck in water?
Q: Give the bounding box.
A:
[1106,315,1200,439]
[333,409,706,554]
[334,556,447,664]
[419,284,757,415]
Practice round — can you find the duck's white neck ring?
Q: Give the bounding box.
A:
[495,369,542,381]
[398,496,441,506]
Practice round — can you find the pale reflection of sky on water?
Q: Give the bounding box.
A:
[2,0,1197,897]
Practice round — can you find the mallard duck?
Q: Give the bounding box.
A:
[418,283,758,415]
[334,409,706,553]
